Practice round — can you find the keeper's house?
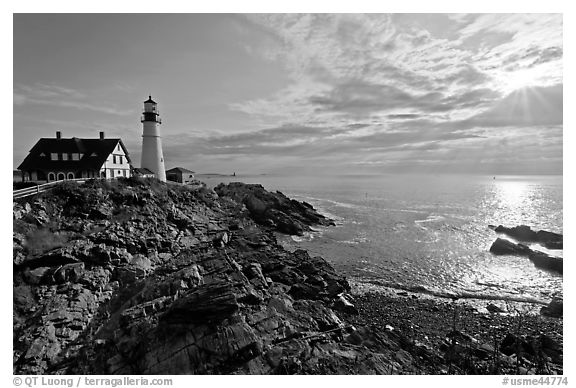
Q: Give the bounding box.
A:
[17,131,132,182]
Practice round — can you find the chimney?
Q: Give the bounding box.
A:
[99,131,105,140]
[56,131,61,139]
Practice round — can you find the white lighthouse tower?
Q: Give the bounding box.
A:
[140,95,166,182]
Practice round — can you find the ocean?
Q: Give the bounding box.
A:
[203,173,563,309]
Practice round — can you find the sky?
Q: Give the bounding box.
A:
[13,13,563,175]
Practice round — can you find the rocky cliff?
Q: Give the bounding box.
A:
[13,178,563,375]
[12,178,404,375]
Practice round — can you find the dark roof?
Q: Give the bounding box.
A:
[166,167,195,174]
[144,95,157,104]
[18,137,131,172]
[133,167,154,175]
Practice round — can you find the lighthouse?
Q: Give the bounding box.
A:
[140,95,166,182]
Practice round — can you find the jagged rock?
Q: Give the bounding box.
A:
[243,262,268,289]
[213,232,230,248]
[489,238,562,274]
[541,297,563,318]
[493,225,563,249]
[14,285,36,313]
[120,296,173,328]
[23,266,52,284]
[489,238,531,255]
[178,236,201,249]
[168,208,194,231]
[14,250,26,266]
[15,177,483,376]
[90,204,113,220]
[529,252,562,274]
[536,230,563,249]
[333,294,359,315]
[500,333,537,358]
[539,334,562,363]
[160,282,239,324]
[486,303,505,313]
[53,263,85,283]
[495,225,538,241]
[214,182,334,236]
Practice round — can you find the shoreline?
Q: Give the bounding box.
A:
[13,178,562,375]
[346,290,563,375]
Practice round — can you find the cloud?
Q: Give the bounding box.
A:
[175,14,562,175]
[235,14,561,127]
[14,83,134,116]
[459,84,563,128]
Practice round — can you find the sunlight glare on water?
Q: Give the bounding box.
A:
[204,173,562,305]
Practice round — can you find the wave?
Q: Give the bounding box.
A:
[292,194,360,211]
[414,214,445,230]
[359,279,549,306]
[293,194,427,216]
[337,236,369,245]
[290,230,322,242]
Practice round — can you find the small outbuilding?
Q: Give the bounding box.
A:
[166,167,195,184]
[132,167,156,179]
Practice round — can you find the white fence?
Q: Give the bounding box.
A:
[13,178,88,200]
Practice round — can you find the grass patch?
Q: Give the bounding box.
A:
[23,225,71,256]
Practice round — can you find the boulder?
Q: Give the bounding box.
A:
[529,252,562,274]
[486,303,505,313]
[540,297,563,318]
[536,230,563,249]
[494,225,538,241]
[333,294,359,315]
[53,263,85,283]
[489,238,531,255]
[23,266,52,284]
[493,225,563,249]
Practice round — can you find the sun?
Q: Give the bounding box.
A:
[499,68,544,94]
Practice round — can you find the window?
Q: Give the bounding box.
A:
[119,155,123,164]
[50,153,58,161]
[67,172,75,180]
[72,154,79,161]
[112,155,116,164]
[57,172,65,181]
[62,154,68,161]
[48,172,55,181]
[39,152,46,157]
